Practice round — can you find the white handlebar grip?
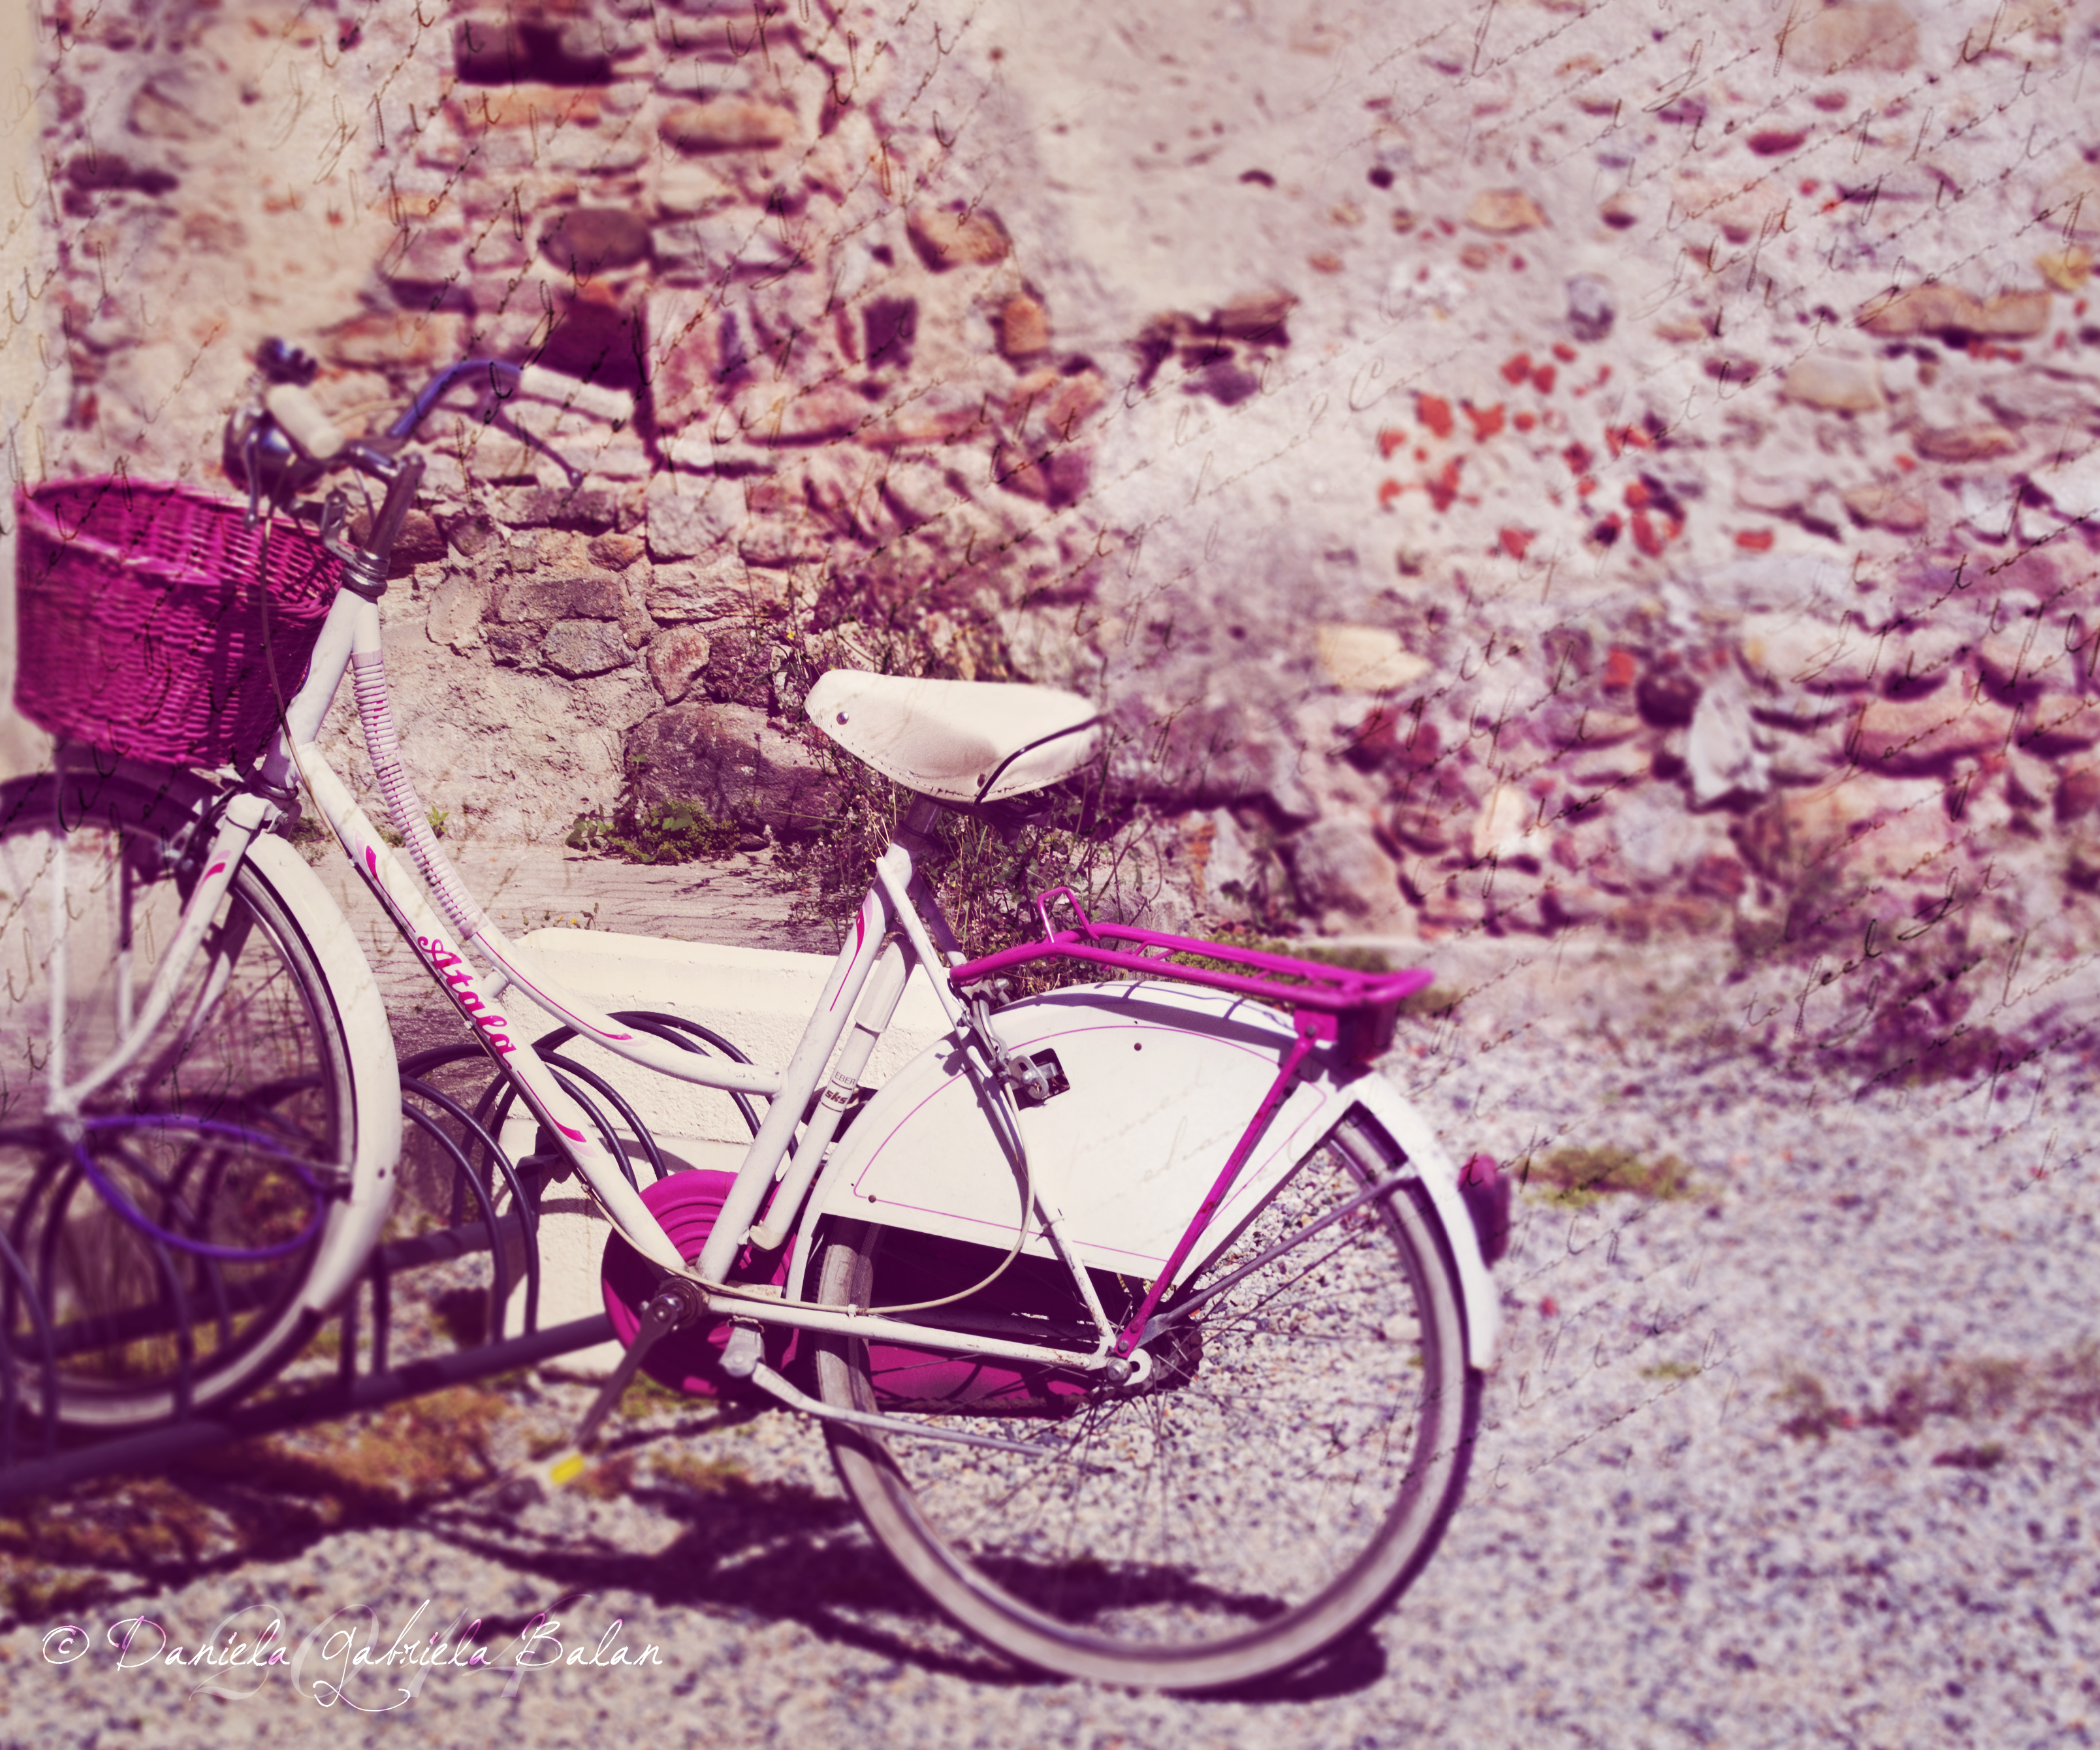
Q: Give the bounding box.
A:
[264,383,348,462]
[517,364,635,424]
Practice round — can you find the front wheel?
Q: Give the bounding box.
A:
[813,1117,1478,1690]
[0,763,359,1429]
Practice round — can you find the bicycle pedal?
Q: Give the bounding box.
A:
[718,1321,765,1379]
[535,1449,592,1491]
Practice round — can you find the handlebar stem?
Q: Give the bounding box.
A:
[323,452,425,600]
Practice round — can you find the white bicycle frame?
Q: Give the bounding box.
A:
[41,511,1503,1391]
[251,581,1138,1377]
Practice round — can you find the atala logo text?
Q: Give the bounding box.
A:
[416,935,515,1053]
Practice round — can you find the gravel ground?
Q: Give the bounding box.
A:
[8,0,2097,1734]
[3,937,2097,1749]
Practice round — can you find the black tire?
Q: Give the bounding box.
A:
[0,762,354,1429]
[813,1116,1478,1690]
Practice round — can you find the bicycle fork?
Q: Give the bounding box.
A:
[40,767,278,1126]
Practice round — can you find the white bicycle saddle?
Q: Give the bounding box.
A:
[806,671,1101,804]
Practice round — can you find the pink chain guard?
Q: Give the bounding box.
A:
[600,1171,795,1397]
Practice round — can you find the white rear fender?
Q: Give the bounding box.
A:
[810,981,1502,1369]
[812,981,1338,1280]
[1344,1076,1504,1371]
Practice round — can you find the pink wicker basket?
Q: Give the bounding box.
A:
[14,479,345,768]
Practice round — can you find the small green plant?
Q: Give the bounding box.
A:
[281,810,330,865]
[650,1451,752,1493]
[426,807,450,840]
[1944,1356,2027,1420]
[618,1372,690,1422]
[566,802,740,865]
[614,801,741,864]
[296,1320,342,1362]
[1525,1145,1701,1209]
[535,902,601,931]
[1871,1355,2033,1437]
[565,812,615,854]
[379,824,406,849]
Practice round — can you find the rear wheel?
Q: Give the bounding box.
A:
[814,1117,1477,1690]
[0,763,354,1429]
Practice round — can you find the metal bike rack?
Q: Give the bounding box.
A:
[0,1013,754,1506]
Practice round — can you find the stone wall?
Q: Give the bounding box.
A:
[13,0,2100,1058]
[17,0,1113,851]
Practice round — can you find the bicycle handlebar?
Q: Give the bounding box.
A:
[383,357,634,449]
[229,336,634,567]
[230,343,636,510]
[262,382,349,464]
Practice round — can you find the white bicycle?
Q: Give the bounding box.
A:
[0,339,1507,1689]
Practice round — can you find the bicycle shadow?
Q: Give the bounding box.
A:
[417,1418,1392,1701]
[420,1464,1390,1702]
[0,1410,990,1680]
[426,1457,1030,1686]
[0,1403,1388,1703]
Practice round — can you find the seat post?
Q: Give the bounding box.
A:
[889,793,962,961]
[893,792,944,853]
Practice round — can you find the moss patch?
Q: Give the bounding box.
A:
[618,1372,693,1422]
[1525,1145,1702,1208]
[1774,1343,2100,1460]
[648,1452,752,1495]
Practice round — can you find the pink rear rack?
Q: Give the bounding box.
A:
[949,885,1431,1062]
